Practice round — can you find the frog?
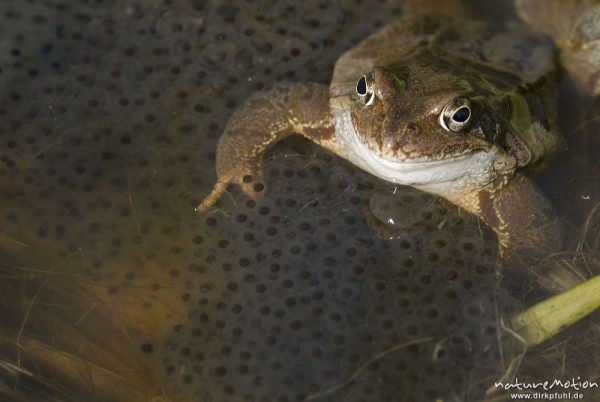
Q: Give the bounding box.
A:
[196,2,599,268]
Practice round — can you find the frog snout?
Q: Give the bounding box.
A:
[382,124,420,153]
[373,67,400,102]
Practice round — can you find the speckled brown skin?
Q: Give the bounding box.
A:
[195,84,335,213]
[456,175,563,267]
[198,14,568,267]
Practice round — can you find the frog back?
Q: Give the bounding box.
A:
[330,15,556,98]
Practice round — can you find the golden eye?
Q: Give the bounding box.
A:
[439,98,472,132]
[355,74,375,107]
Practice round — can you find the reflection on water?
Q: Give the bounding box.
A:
[0,0,598,401]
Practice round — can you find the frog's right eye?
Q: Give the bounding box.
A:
[356,76,367,95]
[356,74,375,106]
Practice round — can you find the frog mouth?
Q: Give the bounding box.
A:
[357,148,502,198]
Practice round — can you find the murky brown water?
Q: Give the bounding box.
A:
[0,1,599,401]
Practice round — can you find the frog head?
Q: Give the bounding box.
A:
[338,49,555,200]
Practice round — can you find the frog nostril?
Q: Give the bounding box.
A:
[406,124,419,135]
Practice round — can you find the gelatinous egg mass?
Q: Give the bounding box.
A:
[1,1,597,402]
[163,149,514,401]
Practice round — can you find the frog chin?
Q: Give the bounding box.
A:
[359,149,502,198]
[344,130,510,198]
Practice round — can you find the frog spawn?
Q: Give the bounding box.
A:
[158,143,516,402]
[0,0,598,401]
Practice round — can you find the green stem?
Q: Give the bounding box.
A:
[512,274,600,346]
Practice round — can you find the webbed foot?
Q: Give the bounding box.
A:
[363,186,446,240]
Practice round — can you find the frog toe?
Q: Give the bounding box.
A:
[196,164,267,214]
[195,178,232,214]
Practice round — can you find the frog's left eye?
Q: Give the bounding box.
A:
[439,98,472,132]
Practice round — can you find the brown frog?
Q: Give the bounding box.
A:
[196,3,599,267]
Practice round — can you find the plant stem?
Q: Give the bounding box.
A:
[512,274,600,346]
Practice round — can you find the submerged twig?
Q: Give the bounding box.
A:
[304,336,435,401]
[15,278,49,384]
[576,201,600,256]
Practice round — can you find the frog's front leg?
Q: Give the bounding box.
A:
[453,175,567,287]
[196,83,335,213]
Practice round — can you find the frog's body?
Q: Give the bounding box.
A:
[328,17,562,202]
[197,7,597,267]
